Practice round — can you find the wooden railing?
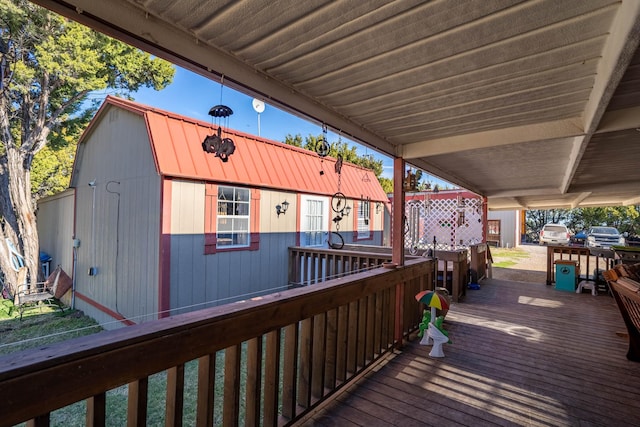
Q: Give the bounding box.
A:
[288,246,395,286]
[289,245,471,303]
[469,243,490,283]
[433,249,468,302]
[546,245,590,285]
[545,245,617,285]
[0,259,432,427]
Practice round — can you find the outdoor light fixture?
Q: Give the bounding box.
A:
[376,202,382,214]
[276,200,290,217]
[343,205,352,217]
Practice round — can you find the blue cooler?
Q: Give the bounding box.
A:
[554,260,578,291]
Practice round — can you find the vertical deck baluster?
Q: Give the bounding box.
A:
[223,345,241,427]
[311,313,326,401]
[282,323,299,420]
[380,288,390,351]
[86,392,106,427]
[165,364,184,427]
[127,378,148,427]
[335,304,349,384]
[298,317,313,408]
[373,291,383,356]
[26,414,50,427]
[365,294,375,362]
[196,354,215,427]
[325,308,338,389]
[245,337,262,427]
[263,329,281,427]
[346,301,358,375]
[357,297,367,369]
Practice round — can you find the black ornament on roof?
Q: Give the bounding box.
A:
[208,105,233,118]
[202,102,236,162]
[202,126,236,162]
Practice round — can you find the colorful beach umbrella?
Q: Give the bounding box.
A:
[415,289,450,324]
[415,290,450,311]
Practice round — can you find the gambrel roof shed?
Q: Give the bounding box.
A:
[73,95,388,202]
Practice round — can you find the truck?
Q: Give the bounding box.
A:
[585,226,626,249]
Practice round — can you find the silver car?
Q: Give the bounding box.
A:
[539,223,570,245]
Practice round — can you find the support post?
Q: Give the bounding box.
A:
[393,157,405,348]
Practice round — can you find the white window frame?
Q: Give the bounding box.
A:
[357,200,371,239]
[300,195,329,247]
[217,186,251,249]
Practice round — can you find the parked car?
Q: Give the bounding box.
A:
[585,226,626,249]
[539,223,570,245]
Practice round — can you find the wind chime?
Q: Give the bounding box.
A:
[329,152,347,249]
[202,77,236,162]
[316,123,330,175]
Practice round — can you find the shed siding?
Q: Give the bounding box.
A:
[487,210,518,248]
[36,189,75,297]
[168,181,298,313]
[72,107,161,327]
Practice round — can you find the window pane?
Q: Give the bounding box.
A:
[301,198,326,247]
[217,186,251,248]
[358,201,370,239]
[235,188,249,201]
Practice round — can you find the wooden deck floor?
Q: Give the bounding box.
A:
[297,277,640,427]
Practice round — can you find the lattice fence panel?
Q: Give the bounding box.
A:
[405,195,484,252]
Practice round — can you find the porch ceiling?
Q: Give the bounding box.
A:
[33,0,640,210]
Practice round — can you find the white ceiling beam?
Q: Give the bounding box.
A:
[570,181,640,194]
[571,192,592,209]
[485,187,561,199]
[559,136,587,194]
[406,158,484,196]
[400,118,583,159]
[561,0,640,190]
[31,0,397,156]
[595,106,640,133]
[623,196,640,206]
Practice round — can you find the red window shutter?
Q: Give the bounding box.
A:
[204,184,217,254]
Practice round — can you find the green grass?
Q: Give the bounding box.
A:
[490,247,530,259]
[490,247,530,269]
[0,299,254,425]
[492,260,517,268]
[0,305,102,356]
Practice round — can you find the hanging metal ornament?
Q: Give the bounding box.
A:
[202,126,236,162]
[334,153,343,175]
[316,124,330,157]
[201,77,236,162]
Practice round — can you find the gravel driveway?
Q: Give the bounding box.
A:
[490,244,548,284]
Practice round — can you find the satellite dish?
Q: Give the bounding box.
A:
[252,98,265,113]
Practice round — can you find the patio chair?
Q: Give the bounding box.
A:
[14,265,65,320]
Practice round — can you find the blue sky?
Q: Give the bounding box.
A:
[95,65,452,184]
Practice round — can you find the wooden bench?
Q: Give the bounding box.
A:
[603,264,640,362]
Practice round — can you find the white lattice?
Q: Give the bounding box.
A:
[405,194,484,252]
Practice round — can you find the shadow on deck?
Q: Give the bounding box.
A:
[299,277,640,426]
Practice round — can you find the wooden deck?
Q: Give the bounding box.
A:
[297,277,640,426]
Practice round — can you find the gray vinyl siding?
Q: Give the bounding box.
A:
[169,182,297,313]
[36,189,75,273]
[487,210,518,248]
[72,106,161,328]
[36,189,75,303]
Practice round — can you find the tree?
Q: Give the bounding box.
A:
[525,209,571,241]
[283,132,385,183]
[0,0,174,292]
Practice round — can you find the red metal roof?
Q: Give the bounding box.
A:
[97,96,388,202]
